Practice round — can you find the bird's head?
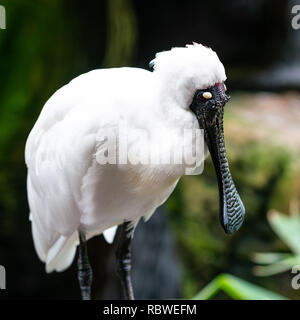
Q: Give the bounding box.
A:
[152,43,245,234]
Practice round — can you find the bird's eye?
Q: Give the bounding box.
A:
[202,92,212,99]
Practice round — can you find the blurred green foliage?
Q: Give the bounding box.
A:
[193,273,286,300]
[166,97,300,299]
[193,207,300,300]
[253,208,300,276]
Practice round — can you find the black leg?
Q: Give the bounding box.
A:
[77,231,93,300]
[115,221,135,300]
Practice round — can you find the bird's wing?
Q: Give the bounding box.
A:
[25,68,153,271]
[25,70,121,269]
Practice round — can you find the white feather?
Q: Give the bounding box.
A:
[103,226,117,244]
[25,43,226,272]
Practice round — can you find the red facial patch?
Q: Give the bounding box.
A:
[217,81,223,92]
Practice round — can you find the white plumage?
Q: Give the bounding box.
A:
[25,43,226,273]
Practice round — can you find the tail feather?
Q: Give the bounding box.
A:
[32,220,139,273]
[46,231,78,273]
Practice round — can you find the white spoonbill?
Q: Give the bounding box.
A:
[25,43,245,300]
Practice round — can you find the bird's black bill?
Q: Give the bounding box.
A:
[203,112,245,234]
[190,84,245,234]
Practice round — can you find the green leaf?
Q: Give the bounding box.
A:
[193,273,287,300]
[253,255,300,276]
[252,252,292,265]
[268,210,300,256]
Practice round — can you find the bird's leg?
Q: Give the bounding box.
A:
[77,231,93,300]
[115,221,135,300]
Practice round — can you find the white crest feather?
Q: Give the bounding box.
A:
[149,43,226,107]
[150,43,226,90]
